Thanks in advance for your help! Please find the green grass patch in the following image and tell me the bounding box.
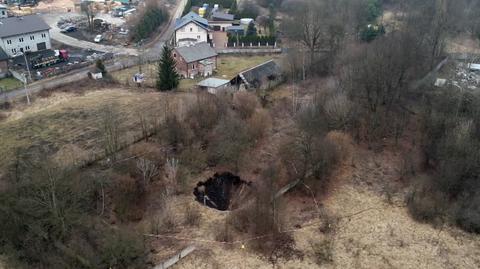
[0,77,23,92]
[112,55,278,91]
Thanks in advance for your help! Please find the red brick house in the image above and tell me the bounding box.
[173,42,218,79]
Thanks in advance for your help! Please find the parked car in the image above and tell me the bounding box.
[61,26,77,33]
[94,35,103,43]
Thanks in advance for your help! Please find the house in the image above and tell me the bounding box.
[209,12,236,32]
[0,4,8,19]
[197,77,231,94]
[211,12,235,21]
[174,11,211,47]
[0,15,51,57]
[173,42,218,79]
[0,47,9,78]
[231,60,282,91]
[226,25,245,36]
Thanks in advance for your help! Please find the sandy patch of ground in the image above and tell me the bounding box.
[446,34,480,54]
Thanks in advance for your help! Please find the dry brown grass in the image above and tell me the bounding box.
[0,88,195,172]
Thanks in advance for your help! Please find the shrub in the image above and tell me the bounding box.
[184,204,202,227]
[99,228,147,269]
[247,109,272,142]
[207,115,252,170]
[233,91,259,119]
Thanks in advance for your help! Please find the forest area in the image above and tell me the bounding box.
[0,0,480,268]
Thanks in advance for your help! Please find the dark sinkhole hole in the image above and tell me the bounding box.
[194,172,251,211]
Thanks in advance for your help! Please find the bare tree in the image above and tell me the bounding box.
[81,1,97,32]
[136,157,159,187]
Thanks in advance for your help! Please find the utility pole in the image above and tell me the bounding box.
[23,51,32,82]
[23,74,30,105]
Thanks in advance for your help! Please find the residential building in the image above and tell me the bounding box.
[209,12,236,32]
[0,15,51,57]
[173,42,218,78]
[174,11,211,47]
[211,12,234,22]
[0,47,9,78]
[0,4,8,19]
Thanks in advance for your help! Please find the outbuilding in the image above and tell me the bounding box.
[197,77,231,94]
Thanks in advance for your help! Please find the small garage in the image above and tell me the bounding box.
[197,78,231,94]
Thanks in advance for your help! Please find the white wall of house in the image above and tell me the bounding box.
[0,8,7,19]
[209,21,234,32]
[0,30,51,57]
[175,22,208,46]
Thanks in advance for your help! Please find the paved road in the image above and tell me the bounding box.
[6,0,188,100]
[42,13,139,56]
[42,0,187,58]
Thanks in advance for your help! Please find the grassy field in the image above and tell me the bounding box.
[0,88,194,173]
[0,77,23,92]
[111,55,279,91]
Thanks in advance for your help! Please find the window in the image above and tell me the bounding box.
[1,11,5,15]
[41,33,46,38]
[30,36,34,40]
[192,64,195,70]
[19,37,24,42]
[190,27,193,32]
[6,40,11,45]
[25,45,30,50]
[11,48,16,53]
[197,35,200,40]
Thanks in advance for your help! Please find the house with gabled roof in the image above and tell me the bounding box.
[0,15,51,57]
[231,60,283,91]
[174,11,211,47]
[173,42,218,79]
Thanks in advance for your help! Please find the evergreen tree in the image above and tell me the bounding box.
[96,59,106,75]
[230,0,238,16]
[246,21,257,37]
[156,46,179,91]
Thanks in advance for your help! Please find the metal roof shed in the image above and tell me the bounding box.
[197,77,231,94]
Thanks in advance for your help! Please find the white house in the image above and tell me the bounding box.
[174,12,211,47]
[0,15,51,57]
[0,4,8,19]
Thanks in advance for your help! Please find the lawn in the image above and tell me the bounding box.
[111,55,279,91]
[0,88,195,172]
[0,77,23,92]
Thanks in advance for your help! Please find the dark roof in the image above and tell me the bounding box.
[226,25,244,32]
[175,42,217,63]
[0,47,8,61]
[211,12,234,21]
[238,60,282,88]
[175,11,209,31]
[0,15,50,38]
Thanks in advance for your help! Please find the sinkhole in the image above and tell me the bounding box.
[193,172,251,211]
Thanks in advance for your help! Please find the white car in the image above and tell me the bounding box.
[94,35,103,43]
